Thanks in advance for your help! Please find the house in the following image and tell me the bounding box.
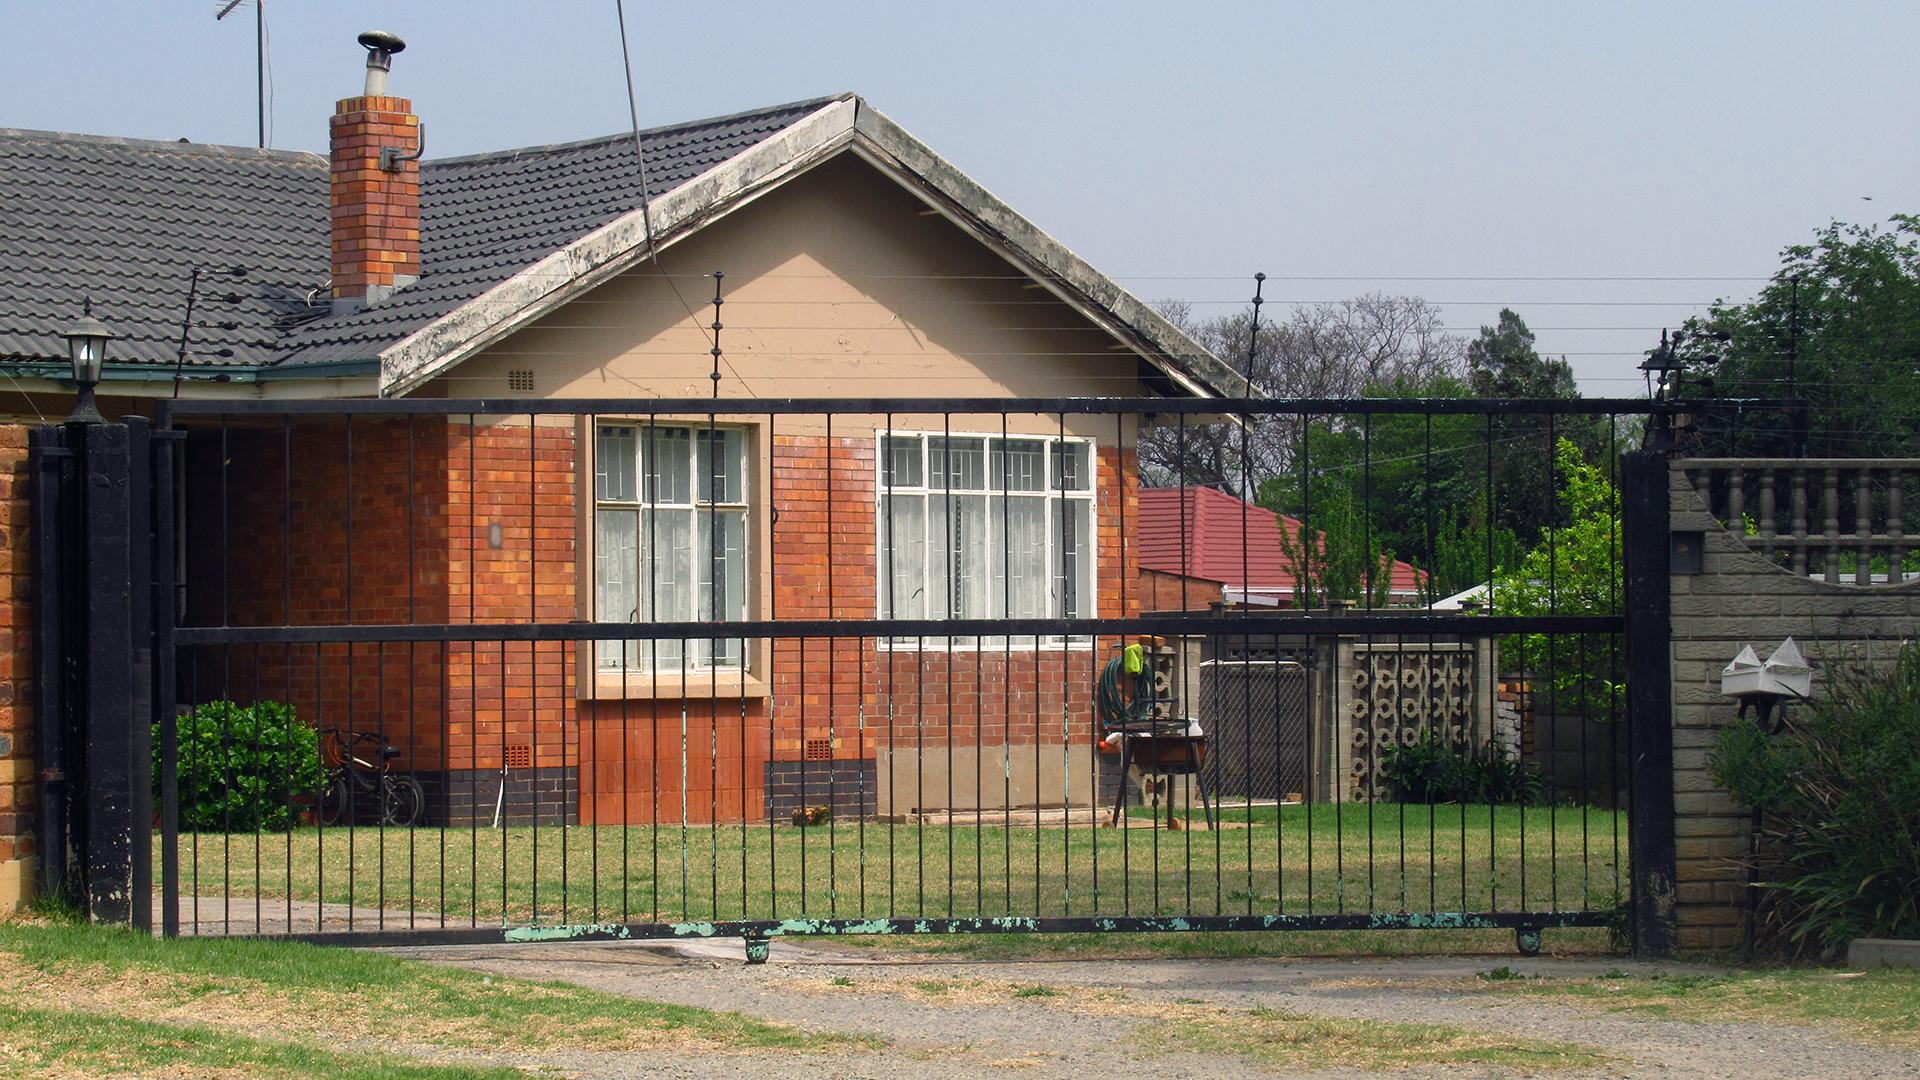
[0,33,1243,842]
[1135,485,1425,610]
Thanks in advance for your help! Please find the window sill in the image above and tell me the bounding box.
[580,671,769,701]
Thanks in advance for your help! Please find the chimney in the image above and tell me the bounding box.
[330,30,421,311]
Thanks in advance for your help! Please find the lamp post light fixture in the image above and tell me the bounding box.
[58,299,113,424]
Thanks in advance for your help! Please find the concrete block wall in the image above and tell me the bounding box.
[1667,461,1920,951]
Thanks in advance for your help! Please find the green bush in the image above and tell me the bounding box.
[1710,645,1920,953]
[153,701,327,832]
[1382,731,1547,806]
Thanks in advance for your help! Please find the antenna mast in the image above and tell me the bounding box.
[215,0,266,148]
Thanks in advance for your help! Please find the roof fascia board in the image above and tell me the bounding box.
[846,104,1236,400]
[377,98,861,397]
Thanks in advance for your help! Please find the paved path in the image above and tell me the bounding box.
[379,939,1920,1079]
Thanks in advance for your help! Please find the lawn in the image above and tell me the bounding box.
[0,917,872,1079]
[1478,966,1920,1048]
[159,801,1625,933]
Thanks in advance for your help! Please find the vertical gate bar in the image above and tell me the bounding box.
[81,421,136,926]
[1608,415,1622,908]
[343,416,355,933]
[28,427,71,911]
[310,644,319,931]
[467,413,478,928]
[1484,411,1496,913]
[529,415,539,925]
[127,418,154,935]
[1361,411,1375,915]
[1546,411,1558,913]
[1236,402,1249,916]
[152,423,180,937]
[441,638,450,927]
[282,417,295,934]
[826,413,836,918]
[377,639,386,928]
[877,417,896,919]
[1621,447,1677,958]
[1058,411,1072,918]
[646,417,659,924]
[406,414,417,929]
[1298,411,1312,916]
[218,417,233,930]
[1424,413,1437,914]
[1006,407,1021,910]
[941,413,956,920]
[768,413,778,920]
[252,644,262,932]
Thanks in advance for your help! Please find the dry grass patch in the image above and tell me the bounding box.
[1138,1004,1607,1071]
[795,974,1125,1008]
[1476,968,1920,1048]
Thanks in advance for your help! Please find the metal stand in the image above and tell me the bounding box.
[1108,735,1215,829]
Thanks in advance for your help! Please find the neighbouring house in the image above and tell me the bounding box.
[0,33,1244,855]
[1135,485,1425,611]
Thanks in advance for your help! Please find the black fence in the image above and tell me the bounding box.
[34,395,1689,957]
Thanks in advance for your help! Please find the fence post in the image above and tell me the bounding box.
[28,426,72,904]
[1621,448,1677,958]
[125,417,153,933]
[80,421,136,925]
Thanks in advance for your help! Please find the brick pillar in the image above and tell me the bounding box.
[330,94,420,308]
[0,424,34,911]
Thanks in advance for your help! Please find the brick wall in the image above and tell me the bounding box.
[1667,461,1920,951]
[0,424,32,910]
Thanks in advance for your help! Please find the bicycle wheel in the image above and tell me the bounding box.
[318,774,351,827]
[381,775,426,827]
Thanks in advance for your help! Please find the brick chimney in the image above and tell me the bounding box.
[330,31,420,311]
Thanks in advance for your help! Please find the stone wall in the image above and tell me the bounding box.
[1667,461,1920,951]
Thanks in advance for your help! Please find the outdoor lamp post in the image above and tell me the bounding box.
[59,299,113,424]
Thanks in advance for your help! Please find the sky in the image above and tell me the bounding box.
[5,1,1916,394]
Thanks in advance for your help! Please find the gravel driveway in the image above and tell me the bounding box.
[380,938,1920,1079]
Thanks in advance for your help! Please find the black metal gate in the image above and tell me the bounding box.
[35,396,1682,958]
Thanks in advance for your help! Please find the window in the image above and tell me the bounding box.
[877,433,1094,647]
[594,423,747,671]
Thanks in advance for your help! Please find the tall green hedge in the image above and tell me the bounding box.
[152,701,327,833]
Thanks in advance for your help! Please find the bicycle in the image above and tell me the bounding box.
[317,727,426,827]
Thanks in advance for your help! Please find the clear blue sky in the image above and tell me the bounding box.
[6,1,1915,391]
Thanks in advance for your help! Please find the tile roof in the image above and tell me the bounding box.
[1136,485,1426,599]
[274,95,841,368]
[0,96,840,372]
[0,130,328,367]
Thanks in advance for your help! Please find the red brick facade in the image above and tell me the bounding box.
[0,425,33,907]
[330,94,421,301]
[186,420,1141,826]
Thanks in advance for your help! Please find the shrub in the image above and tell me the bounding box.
[153,701,327,832]
[1381,731,1547,806]
[1710,645,1920,953]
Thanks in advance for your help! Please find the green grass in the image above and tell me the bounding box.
[1139,1003,1607,1071]
[1484,967,1920,1047]
[160,802,1627,930]
[0,1001,523,1079]
[0,919,874,1077]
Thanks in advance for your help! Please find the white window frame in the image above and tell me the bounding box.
[874,430,1097,651]
[592,421,751,674]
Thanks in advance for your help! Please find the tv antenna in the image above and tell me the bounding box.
[215,0,267,148]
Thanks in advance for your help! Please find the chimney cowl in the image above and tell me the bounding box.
[358,30,406,96]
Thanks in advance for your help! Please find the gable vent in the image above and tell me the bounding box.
[507,369,534,392]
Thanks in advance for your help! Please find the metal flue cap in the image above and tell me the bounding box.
[358,30,406,59]
[358,31,406,95]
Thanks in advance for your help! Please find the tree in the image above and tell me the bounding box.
[1272,486,1395,608]
[1138,295,1467,490]
[1490,438,1622,721]
[1676,215,1920,459]
[1464,309,1593,545]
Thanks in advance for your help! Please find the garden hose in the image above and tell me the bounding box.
[1097,643,1156,732]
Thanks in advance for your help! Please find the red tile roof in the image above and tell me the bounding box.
[1135,485,1425,600]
